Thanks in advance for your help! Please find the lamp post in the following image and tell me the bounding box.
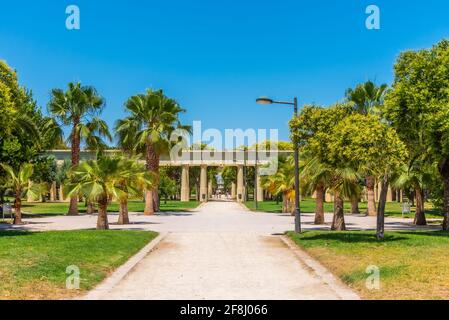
[254,143,259,210]
[256,96,301,233]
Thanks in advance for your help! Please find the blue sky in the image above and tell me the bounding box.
[1,0,449,146]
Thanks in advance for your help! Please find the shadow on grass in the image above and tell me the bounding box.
[0,230,33,237]
[394,230,449,238]
[293,231,407,243]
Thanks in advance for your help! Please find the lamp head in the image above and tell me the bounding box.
[256,97,274,105]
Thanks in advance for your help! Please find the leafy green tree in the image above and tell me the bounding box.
[290,103,356,229]
[55,160,71,200]
[0,62,56,168]
[31,156,57,202]
[48,82,111,215]
[221,167,236,194]
[0,61,61,203]
[252,140,293,151]
[163,166,182,198]
[328,114,407,237]
[116,89,189,215]
[291,104,405,234]
[384,39,449,230]
[158,172,177,204]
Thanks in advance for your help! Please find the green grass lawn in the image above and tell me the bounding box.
[288,230,449,300]
[0,230,158,300]
[5,200,199,217]
[245,199,443,219]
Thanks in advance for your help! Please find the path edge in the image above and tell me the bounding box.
[82,232,168,300]
[280,235,361,300]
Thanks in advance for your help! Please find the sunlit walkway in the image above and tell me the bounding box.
[85,201,356,300]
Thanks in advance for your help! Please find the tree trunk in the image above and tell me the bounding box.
[153,189,160,212]
[86,201,95,215]
[144,142,160,215]
[282,192,288,213]
[97,197,109,230]
[314,183,325,224]
[118,199,129,225]
[350,195,360,214]
[144,190,155,215]
[366,176,377,216]
[0,189,5,204]
[13,189,23,225]
[376,175,389,240]
[331,193,346,231]
[414,186,427,226]
[68,122,80,216]
[289,198,295,216]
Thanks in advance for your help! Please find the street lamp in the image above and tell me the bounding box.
[257,96,301,233]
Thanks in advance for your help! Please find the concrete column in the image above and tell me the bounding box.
[208,180,213,199]
[231,182,236,199]
[237,165,244,202]
[375,181,382,202]
[180,165,190,202]
[325,190,333,203]
[200,165,208,202]
[387,187,393,202]
[256,172,264,202]
[59,185,70,203]
[27,181,36,203]
[50,181,57,202]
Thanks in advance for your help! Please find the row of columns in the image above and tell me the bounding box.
[27,164,263,204]
[179,165,264,203]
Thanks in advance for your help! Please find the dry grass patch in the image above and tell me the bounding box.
[288,231,449,300]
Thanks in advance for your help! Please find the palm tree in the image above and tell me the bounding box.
[345,81,388,116]
[0,163,37,225]
[301,155,332,224]
[65,157,152,229]
[262,157,295,214]
[48,82,111,216]
[116,157,155,225]
[391,163,432,225]
[115,89,189,215]
[328,166,360,231]
[346,81,388,216]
